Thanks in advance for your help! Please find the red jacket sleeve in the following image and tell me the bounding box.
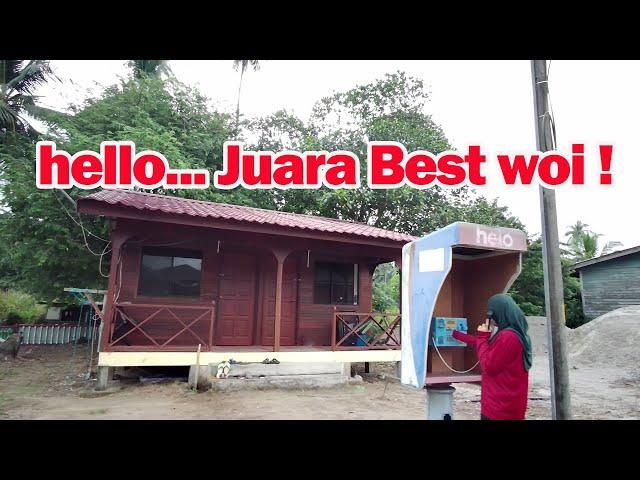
[476,330,522,375]
[452,330,480,346]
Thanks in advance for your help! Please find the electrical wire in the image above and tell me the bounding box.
[53,192,112,259]
[126,237,189,247]
[432,341,480,374]
[77,216,109,256]
[546,60,558,150]
[53,191,110,243]
[113,243,126,304]
[98,241,112,278]
[52,191,115,284]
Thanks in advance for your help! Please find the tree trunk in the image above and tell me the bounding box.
[235,65,246,132]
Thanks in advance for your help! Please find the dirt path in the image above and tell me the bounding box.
[1,345,637,420]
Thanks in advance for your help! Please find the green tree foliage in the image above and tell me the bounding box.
[250,72,524,236]
[562,256,586,328]
[0,132,109,301]
[0,60,56,136]
[127,60,173,79]
[564,220,623,262]
[249,73,531,312]
[0,77,243,300]
[509,237,586,328]
[0,290,46,325]
[509,238,545,316]
[372,262,400,312]
[0,68,585,327]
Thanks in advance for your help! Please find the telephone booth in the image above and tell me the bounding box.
[400,222,527,397]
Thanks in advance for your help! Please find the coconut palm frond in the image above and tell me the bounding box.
[0,60,56,134]
[0,100,18,128]
[24,103,71,122]
[601,240,624,256]
[129,60,173,79]
[233,60,260,72]
[232,60,261,131]
[0,60,23,86]
[565,220,589,239]
[5,60,55,95]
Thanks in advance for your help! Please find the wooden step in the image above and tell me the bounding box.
[210,361,345,378]
[209,373,360,391]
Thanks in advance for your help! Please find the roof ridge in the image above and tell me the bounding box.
[81,189,416,242]
[572,244,640,269]
[89,189,390,231]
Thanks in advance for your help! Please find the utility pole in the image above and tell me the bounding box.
[530,60,572,419]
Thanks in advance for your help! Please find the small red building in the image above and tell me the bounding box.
[78,190,412,385]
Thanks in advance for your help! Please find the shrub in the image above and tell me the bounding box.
[0,290,47,325]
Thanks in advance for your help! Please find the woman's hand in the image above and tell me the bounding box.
[477,319,491,333]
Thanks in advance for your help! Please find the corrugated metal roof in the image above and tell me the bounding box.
[79,189,416,243]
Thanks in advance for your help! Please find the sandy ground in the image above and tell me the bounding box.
[527,311,640,419]
[1,312,638,420]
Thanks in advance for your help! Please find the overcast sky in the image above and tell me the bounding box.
[35,60,640,249]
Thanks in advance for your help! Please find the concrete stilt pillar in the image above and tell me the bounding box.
[425,385,456,420]
[189,364,212,390]
[341,362,352,377]
[97,366,114,390]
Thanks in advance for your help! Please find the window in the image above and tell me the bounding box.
[314,262,358,305]
[138,247,202,297]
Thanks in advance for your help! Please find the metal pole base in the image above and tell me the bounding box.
[425,385,456,420]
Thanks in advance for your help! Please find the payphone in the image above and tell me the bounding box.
[432,317,468,347]
[400,222,527,419]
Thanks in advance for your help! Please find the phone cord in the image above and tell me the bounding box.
[432,342,480,374]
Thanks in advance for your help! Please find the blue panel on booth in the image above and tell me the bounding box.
[431,317,467,347]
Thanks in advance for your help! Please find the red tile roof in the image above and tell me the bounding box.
[79,190,415,243]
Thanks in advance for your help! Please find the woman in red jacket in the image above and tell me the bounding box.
[452,294,532,420]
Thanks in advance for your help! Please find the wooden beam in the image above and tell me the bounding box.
[271,248,291,352]
[98,349,402,367]
[331,307,337,351]
[101,232,125,352]
[112,217,404,261]
[83,292,104,321]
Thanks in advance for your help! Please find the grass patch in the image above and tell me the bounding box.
[0,393,13,416]
[88,408,108,415]
[0,369,18,381]
[0,290,47,325]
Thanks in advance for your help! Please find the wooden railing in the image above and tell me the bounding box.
[107,302,215,352]
[331,308,401,351]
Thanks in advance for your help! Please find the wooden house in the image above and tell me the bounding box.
[77,190,413,386]
[572,245,640,319]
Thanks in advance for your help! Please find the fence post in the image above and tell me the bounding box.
[331,306,337,352]
[208,302,215,351]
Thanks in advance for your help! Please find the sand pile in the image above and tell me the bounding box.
[527,308,640,370]
[526,316,555,356]
[567,306,640,369]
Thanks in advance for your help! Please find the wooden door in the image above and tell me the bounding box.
[261,256,298,346]
[216,252,257,346]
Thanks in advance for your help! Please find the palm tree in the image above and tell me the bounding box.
[565,221,589,246]
[128,60,173,79]
[567,228,623,262]
[601,239,624,256]
[577,232,600,261]
[233,60,260,129]
[0,60,55,135]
